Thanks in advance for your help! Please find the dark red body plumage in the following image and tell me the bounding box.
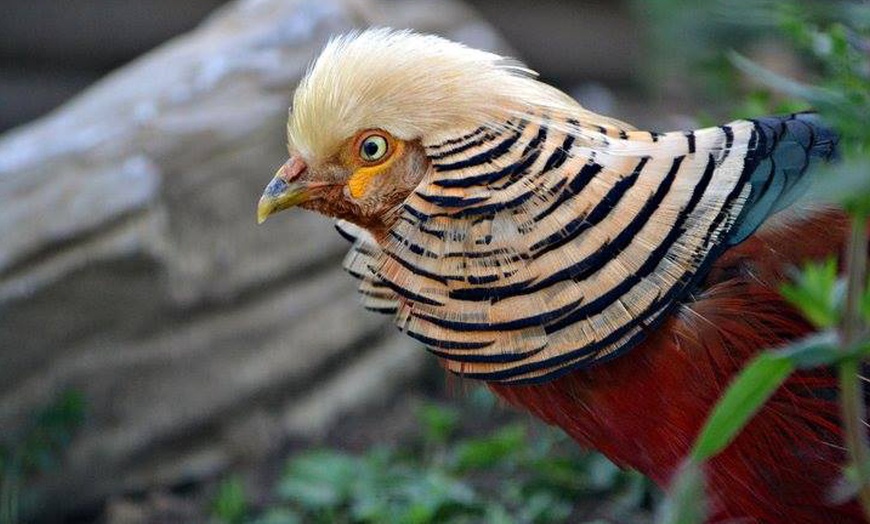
[490,210,865,523]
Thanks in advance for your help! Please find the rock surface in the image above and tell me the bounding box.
[0,0,510,518]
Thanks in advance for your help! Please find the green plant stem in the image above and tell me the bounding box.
[840,214,870,519]
[844,216,868,351]
[840,358,870,517]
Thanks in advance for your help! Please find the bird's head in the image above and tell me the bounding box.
[257,28,584,236]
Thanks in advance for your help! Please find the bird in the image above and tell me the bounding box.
[256,29,860,522]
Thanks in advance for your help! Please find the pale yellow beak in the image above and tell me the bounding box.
[257,157,308,224]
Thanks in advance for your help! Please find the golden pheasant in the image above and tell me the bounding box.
[257,29,859,522]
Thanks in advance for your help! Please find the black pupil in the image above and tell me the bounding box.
[363,139,381,158]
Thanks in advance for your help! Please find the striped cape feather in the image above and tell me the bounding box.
[337,112,836,384]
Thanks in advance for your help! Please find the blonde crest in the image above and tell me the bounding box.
[287,28,615,160]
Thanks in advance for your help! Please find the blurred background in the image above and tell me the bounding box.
[0,0,851,522]
[3,0,764,134]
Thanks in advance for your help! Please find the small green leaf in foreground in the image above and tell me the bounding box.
[780,258,841,329]
[691,353,795,461]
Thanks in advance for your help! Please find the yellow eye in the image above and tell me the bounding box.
[359,134,389,162]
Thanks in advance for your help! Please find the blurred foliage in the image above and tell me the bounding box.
[212,388,653,524]
[638,0,784,101]
[213,476,251,524]
[636,0,868,108]
[0,390,86,524]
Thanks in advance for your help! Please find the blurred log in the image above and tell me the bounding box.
[0,0,510,519]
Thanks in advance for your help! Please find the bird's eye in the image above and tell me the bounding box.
[359,135,389,162]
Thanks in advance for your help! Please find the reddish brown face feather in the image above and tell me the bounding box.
[260,138,428,240]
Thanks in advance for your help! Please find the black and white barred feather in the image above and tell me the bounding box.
[338,112,836,384]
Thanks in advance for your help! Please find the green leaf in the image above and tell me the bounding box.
[481,503,514,524]
[249,508,303,524]
[657,460,706,524]
[516,490,572,523]
[418,403,460,445]
[691,352,795,461]
[528,456,591,495]
[777,331,840,369]
[211,476,249,524]
[830,457,870,506]
[829,464,862,506]
[453,425,526,471]
[278,450,361,509]
[729,51,847,109]
[863,283,870,323]
[780,258,841,329]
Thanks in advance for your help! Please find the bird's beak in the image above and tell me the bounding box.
[257,156,309,224]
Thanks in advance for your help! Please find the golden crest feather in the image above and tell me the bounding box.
[287,28,630,161]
